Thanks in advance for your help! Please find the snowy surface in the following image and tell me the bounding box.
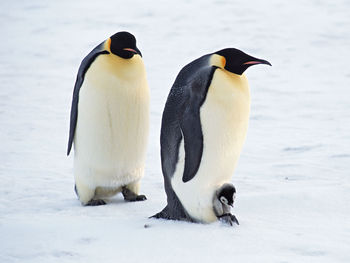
[1,0,350,262]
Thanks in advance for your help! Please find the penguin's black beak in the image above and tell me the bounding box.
[123,47,142,57]
[243,59,271,66]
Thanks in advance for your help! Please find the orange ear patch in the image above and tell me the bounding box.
[221,56,226,68]
[105,38,111,51]
[210,54,226,69]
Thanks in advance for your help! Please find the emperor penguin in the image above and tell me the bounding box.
[153,48,271,225]
[67,31,149,206]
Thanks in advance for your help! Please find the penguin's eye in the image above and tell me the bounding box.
[220,196,228,204]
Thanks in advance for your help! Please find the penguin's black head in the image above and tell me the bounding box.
[217,184,236,207]
[215,48,271,75]
[109,31,142,59]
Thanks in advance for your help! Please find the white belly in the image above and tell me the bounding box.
[171,69,250,223]
[74,55,149,188]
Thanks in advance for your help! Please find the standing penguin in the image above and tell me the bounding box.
[153,48,271,224]
[67,32,149,206]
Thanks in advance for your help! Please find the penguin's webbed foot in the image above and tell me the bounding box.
[135,195,147,201]
[85,199,106,206]
[122,187,147,202]
[218,213,239,226]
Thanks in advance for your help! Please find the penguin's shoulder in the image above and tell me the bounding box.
[77,41,110,82]
[173,53,228,101]
[174,55,214,89]
[67,41,109,155]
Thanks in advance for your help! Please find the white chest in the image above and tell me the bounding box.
[74,55,149,186]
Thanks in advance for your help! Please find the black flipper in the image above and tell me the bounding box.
[180,66,216,182]
[67,42,109,155]
[155,54,218,221]
[160,54,217,183]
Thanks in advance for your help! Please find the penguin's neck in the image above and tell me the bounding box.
[209,54,250,94]
[94,54,146,81]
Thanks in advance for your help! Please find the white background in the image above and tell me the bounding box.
[1,0,349,262]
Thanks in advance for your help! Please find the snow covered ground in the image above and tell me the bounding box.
[1,0,350,262]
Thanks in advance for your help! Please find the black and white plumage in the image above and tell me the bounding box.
[153,48,271,224]
[67,32,149,206]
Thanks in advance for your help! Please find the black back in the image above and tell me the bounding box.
[153,53,218,221]
[67,42,109,155]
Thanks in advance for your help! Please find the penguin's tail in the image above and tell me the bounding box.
[150,206,171,220]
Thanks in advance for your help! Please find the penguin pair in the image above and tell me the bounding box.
[68,32,271,226]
